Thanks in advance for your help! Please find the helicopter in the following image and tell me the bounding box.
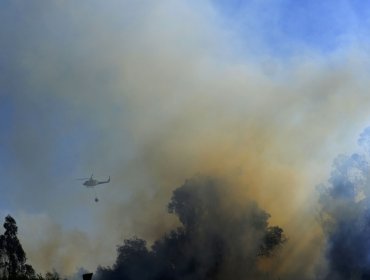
[78,174,110,187]
[77,174,110,202]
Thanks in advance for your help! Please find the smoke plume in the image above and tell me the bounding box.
[319,127,370,279]
[1,1,370,277]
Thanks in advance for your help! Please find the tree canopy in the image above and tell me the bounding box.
[97,177,286,280]
[0,215,62,280]
[0,215,35,279]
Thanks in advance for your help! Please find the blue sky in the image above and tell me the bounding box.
[2,0,370,277]
[213,0,370,55]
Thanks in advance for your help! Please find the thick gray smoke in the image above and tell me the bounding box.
[2,1,370,277]
[319,127,370,279]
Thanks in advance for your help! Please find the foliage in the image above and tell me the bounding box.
[0,215,35,280]
[97,176,286,280]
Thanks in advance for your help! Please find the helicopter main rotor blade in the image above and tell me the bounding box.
[76,178,90,180]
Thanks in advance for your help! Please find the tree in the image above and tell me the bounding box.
[43,271,62,280]
[0,215,35,280]
[98,237,155,280]
[97,176,286,280]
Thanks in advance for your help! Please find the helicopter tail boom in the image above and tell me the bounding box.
[98,176,110,185]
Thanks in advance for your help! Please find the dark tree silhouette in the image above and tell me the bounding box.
[259,226,285,257]
[0,215,35,280]
[0,215,66,280]
[97,176,286,280]
[98,237,155,280]
[42,271,63,280]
